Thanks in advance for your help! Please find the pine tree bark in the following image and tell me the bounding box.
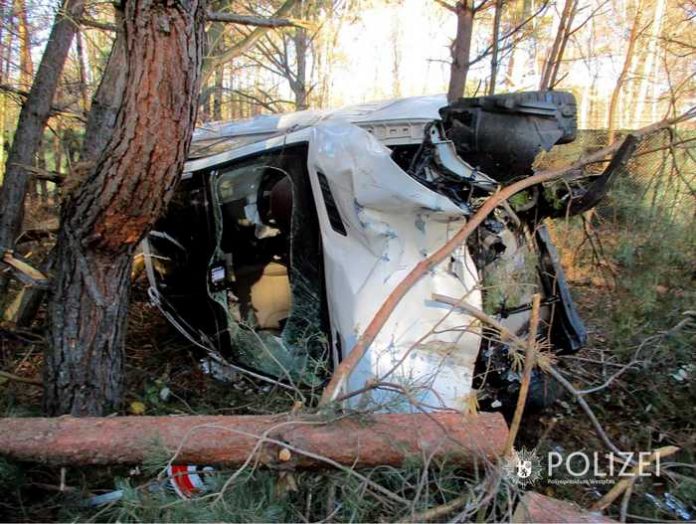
[0,0,85,298]
[44,0,206,416]
[0,412,509,468]
[81,19,126,164]
[447,0,474,103]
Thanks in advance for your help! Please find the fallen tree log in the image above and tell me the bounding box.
[0,411,507,468]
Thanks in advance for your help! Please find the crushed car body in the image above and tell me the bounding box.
[145,91,604,412]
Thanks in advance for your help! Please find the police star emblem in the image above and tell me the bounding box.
[502,447,543,487]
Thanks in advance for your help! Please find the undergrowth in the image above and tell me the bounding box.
[537,130,696,520]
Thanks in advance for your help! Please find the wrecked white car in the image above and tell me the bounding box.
[145,91,594,413]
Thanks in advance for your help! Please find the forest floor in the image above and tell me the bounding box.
[0,134,694,522]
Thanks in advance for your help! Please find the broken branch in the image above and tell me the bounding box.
[514,492,617,523]
[504,293,541,455]
[544,364,631,459]
[591,446,680,512]
[431,294,631,459]
[0,370,42,386]
[1,252,50,288]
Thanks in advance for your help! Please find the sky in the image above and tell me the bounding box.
[328,0,455,107]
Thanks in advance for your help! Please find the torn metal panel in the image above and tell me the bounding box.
[187,95,449,165]
[440,91,577,181]
[307,122,482,410]
[540,135,640,218]
[536,225,587,353]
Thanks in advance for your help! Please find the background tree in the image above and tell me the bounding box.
[487,0,504,94]
[442,0,488,102]
[606,0,643,142]
[441,0,548,101]
[0,0,84,299]
[240,0,340,111]
[539,0,578,89]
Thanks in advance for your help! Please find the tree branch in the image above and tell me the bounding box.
[77,17,118,32]
[206,11,308,28]
[0,370,42,387]
[78,10,308,31]
[434,0,457,13]
[201,0,298,85]
[0,84,85,121]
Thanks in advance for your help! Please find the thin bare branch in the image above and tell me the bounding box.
[207,11,309,28]
[0,370,42,386]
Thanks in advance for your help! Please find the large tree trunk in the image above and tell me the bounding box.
[0,0,85,298]
[447,0,474,103]
[44,0,206,416]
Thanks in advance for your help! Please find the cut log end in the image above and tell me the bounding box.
[513,492,617,523]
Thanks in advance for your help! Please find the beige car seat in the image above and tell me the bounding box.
[250,261,292,330]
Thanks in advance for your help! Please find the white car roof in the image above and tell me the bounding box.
[187,94,447,170]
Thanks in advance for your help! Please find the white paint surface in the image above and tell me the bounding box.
[307,122,482,411]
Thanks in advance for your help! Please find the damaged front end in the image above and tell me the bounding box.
[145,91,625,413]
